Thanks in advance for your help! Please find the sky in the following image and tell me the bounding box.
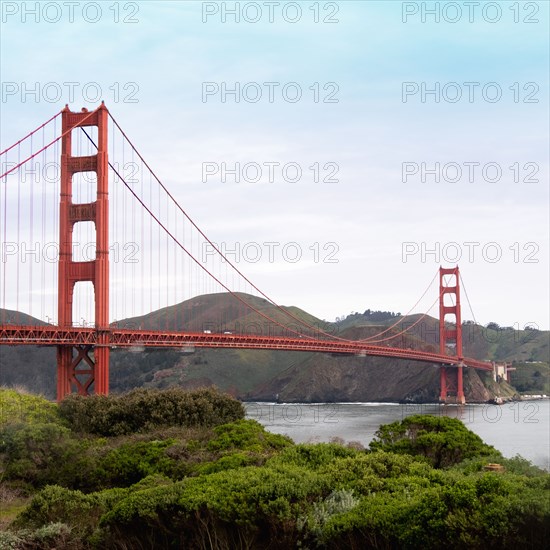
[0,0,549,330]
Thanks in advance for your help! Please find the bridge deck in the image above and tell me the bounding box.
[0,325,493,371]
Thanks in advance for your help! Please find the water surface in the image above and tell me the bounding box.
[245,400,550,470]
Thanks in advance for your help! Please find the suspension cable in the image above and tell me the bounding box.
[356,269,439,342]
[365,290,443,344]
[107,112,440,344]
[81,127,321,341]
[0,110,96,180]
[106,113,346,339]
[0,111,61,157]
[460,272,478,325]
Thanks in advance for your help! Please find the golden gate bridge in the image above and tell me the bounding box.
[0,103,500,403]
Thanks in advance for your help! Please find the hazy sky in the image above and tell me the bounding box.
[1,0,548,329]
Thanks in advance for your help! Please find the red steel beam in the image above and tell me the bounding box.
[57,104,110,399]
[0,325,494,371]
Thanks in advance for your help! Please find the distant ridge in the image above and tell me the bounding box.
[0,293,547,401]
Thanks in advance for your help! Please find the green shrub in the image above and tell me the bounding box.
[207,419,292,453]
[196,452,259,474]
[98,463,331,548]
[14,485,101,534]
[93,439,178,487]
[14,446,550,550]
[0,531,21,550]
[59,387,244,436]
[501,454,548,477]
[369,414,499,468]
[0,422,89,487]
[318,450,434,494]
[127,473,173,491]
[317,470,550,549]
[5,393,548,550]
[14,485,131,544]
[8,522,81,549]
[0,388,62,428]
[1,418,288,492]
[268,442,358,471]
[298,488,360,539]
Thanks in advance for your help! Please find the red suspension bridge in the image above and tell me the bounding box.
[0,104,501,403]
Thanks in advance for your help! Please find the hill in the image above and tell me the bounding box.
[0,294,548,402]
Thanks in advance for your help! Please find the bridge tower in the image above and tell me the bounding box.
[57,104,110,401]
[439,266,465,404]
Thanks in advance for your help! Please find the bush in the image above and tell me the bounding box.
[5,393,548,550]
[5,522,81,549]
[313,467,550,549]
[1,424,187,491]
[207,419,292,453]
[196,452,258,474]
[317,450,433,494]
[98,463,331,548]
[1,418,291,492]
[369,414,499,468]
[0,423,89,487]
[12,437,550,550]
[14,485,102,535]
[0,388,62,428]
[92,439,178,487]
[59,387,244,436]
[298,488,360,539]
[0,531,21,550]
[14,485,131,544]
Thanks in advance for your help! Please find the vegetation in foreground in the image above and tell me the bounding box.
[0,387,548,549]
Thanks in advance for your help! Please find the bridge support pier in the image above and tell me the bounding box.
[57,344,109,397]
[439,364,465,405]
[439,267,466,404]
[56,104,110,402]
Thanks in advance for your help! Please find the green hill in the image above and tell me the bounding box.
[0,294,548,402]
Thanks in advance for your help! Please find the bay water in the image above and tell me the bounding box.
[245,399,550,470]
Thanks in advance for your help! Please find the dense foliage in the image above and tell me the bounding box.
[1,388,548,549]
[369,414,497,467]
[58,386,244,436]
[511,362,550,394]
[0,388,61,428]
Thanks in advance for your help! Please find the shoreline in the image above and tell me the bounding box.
[242,396,550,406]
